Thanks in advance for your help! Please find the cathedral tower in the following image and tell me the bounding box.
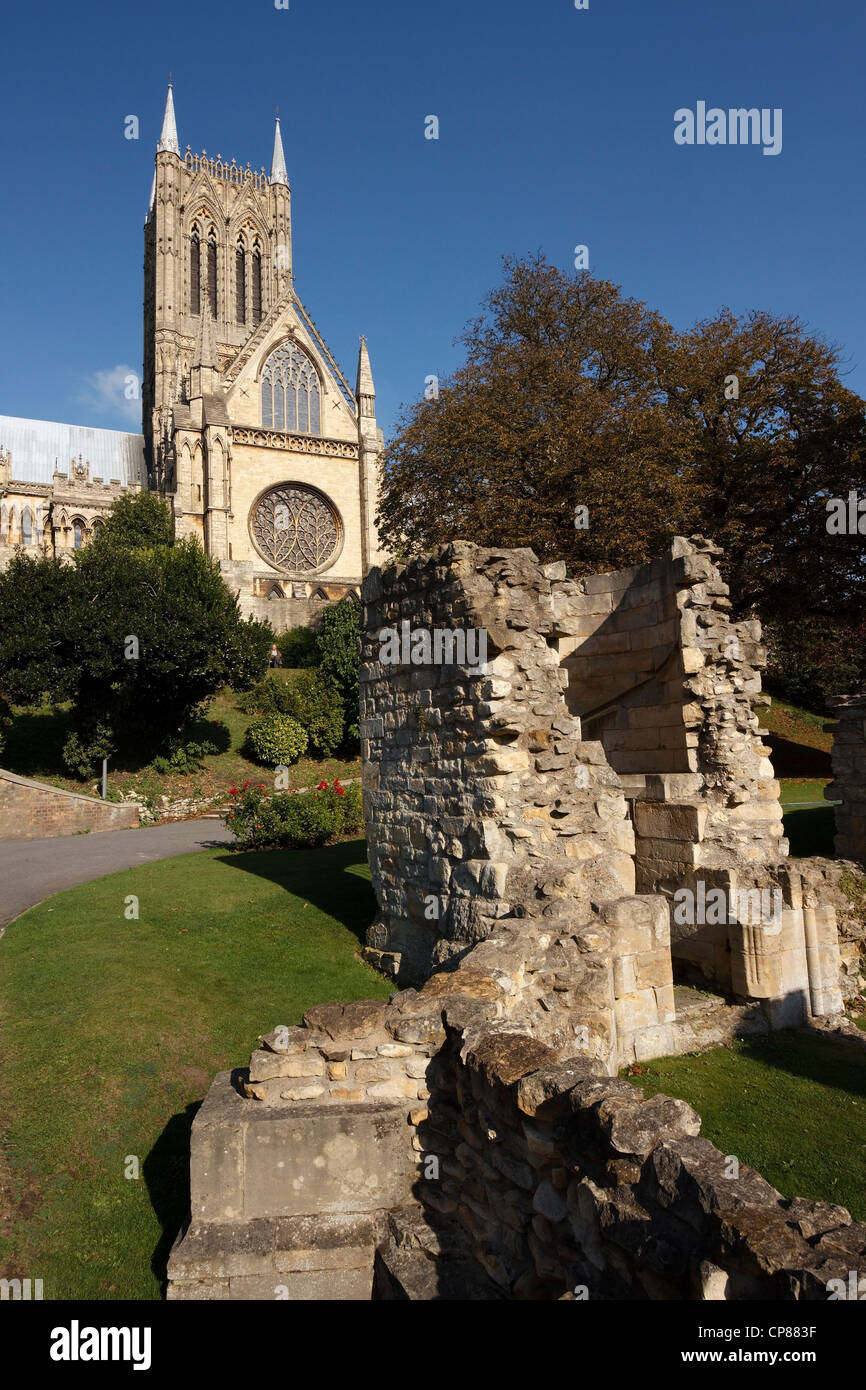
[143,85,384,626]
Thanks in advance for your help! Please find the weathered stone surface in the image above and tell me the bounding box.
[466,1033,558,1088]
[596,1094,701,1159]
[515,1061,602,1117]
[302,999,388,1041]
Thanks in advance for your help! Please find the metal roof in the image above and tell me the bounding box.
[0,415,146,486]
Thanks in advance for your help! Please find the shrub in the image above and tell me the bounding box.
[316,598,362,751]
[151,737,220,775]
[224,779,363,849]
[245,713,308,767]
[279,670,344,757]
[238,670,345,756]
[277,625,320,669]
[62,722,115,779]
[237,673,289,716]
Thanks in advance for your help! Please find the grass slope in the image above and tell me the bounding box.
[628,1032,866,1220]
[4,681,360,806]
[0,839,389,1301]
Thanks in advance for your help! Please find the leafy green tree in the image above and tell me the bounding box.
[0,538,272,774]
[276,625,320,668]
[96,491,175,549]
[0,552,78,706]
[316,598,362,749]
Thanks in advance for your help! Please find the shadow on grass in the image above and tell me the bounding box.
[144,1100,202,1297]
[215,836,376,949]
[767,734,833,778]
[736,1028,866,1102]
[783,804,836,857]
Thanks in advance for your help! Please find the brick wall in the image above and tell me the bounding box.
[0,769,139,839]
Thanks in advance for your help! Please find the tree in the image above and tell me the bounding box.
[656,308,866,622]
[0,552,78,706]
[378,255,696,573]
[0,537,273,773]
[316,597,362,749]
[378,255,866,701]
[96,491,175,549]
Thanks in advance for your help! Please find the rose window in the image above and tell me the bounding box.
[250,484,341,572]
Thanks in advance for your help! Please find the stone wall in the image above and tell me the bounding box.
[167,535,854,1302]
[359,539,842,1034]
[826,697,866,864]
[168,972,866,1301]
[0,769,139,839]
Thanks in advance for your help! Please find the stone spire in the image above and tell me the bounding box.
[356,336,375,417]
[157,83,180,155]
[270,116,289,187]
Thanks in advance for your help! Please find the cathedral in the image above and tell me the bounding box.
[0,85,385,628]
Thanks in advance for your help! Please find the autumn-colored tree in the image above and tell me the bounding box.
[378,255,866,701]
[379,255,697,573]
[656,307,866,621]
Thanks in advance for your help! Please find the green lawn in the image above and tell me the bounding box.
[779,778,833,806]
[628,1032,866,1220]
[0,839,390,1300]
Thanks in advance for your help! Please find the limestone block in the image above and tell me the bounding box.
[614,988,662,1034]
[633,801,708,842]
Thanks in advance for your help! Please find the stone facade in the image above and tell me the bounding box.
[825,696,866,864]
[143,86,384,630]
[0,429,144,571]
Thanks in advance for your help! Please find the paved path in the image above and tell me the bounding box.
[0,818,233,931]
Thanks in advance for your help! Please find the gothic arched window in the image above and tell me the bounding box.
[73,519,85,550]
[190,226,201,316]
[261,343,321,434]
[252,246,262,326]
[235,240,246,325]
[207,231,218,318]
[21,508,32,546]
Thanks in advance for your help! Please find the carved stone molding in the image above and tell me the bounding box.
[233,428,358,459]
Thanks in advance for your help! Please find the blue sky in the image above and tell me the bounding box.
[1,0,864,438]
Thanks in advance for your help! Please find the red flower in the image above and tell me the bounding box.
[335,787,345,796]
[241,781,250,791]
[316,781,328,790]
[229,787,238,796]
[258,783,266,789]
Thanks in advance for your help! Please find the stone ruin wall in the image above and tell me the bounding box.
[360,538,842,1038]
[826,697,866,865]
[167,535,856,1302]
[168,987,866,1301]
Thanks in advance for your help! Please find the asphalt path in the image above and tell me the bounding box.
[0,818,233,932]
